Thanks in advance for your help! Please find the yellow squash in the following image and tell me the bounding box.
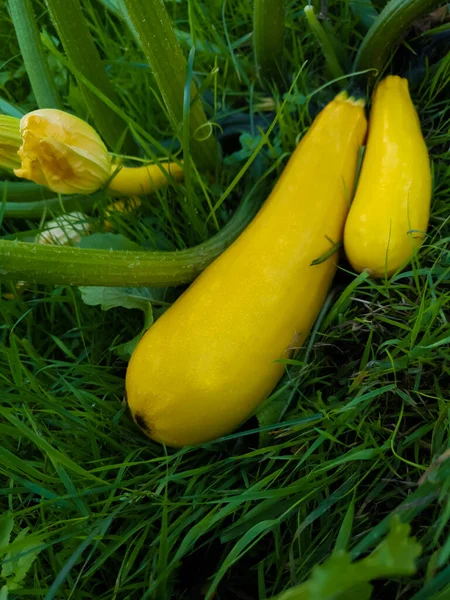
[344,75,431,278]
[126,93,367,447]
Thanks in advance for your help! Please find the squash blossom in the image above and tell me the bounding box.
[5,109,184,195]
[0,115,22,171]
[36,211,91,245]
[14,109,112,194]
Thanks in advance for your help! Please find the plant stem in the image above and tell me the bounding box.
[2,195,97,219]
[304,5,347,85]
[253,0,286,85]
[44,0,136,154]
[0,181,56,203]
[321,20,351,72]
[353,0,446,78]
[121,0,219,171]
[8,0,63,110]
[0,190,261,287]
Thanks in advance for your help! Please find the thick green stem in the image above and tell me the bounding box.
[8,0,63,109]
[253,0,286,84]
[0,191,261,287]
[304,6,347,85]
[121,0,219,171]
[353,0,446,77]
[2,195,96,219]
[0,181,58,202]
[45,0,136,153]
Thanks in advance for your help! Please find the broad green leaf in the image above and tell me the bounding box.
[79,286,157,314]
[78,233,142,251]
[363,520,422,578]
[79,284,169,358]
[270,518,421,600]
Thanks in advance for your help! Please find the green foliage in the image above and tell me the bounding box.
[8,0,63,109]
[272,520,421,599]
[0,513,41,597]
[1,0,450,598]
[79,281,168,357]
[253,0,286,85]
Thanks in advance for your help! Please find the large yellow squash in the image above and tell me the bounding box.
[344,75,431,278]
[126,93,367,447]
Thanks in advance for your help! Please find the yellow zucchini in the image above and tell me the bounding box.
[126,93,367,447]
[344,75,431,278]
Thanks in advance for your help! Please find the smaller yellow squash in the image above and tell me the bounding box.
[344,75,432,278]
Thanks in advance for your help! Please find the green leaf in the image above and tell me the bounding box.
[77,233,143,251]
[339,582,373,600]
[254,383,293,446]
[1,528,41,586]
[79,285,167,359]
[270,518,421,600]
[363,519,422,578]
[112,331,144,359]
[79,286,158,314]
[0,585,8,600]
[6,530,41,589]
[0,514,13,551]
[224,133,263,165]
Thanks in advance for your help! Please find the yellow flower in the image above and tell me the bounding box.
[0,115,22,171]
[14,109,112,194]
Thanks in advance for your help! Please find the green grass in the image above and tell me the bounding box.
[1,0,450,598]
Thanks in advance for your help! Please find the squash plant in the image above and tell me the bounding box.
[0,0,445,286]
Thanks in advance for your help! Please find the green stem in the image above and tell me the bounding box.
[322,20,351,72]
[0,189,262,287]
[2,195,97,219]
[253,0,286,84]
[44,0,136,154]
[353,0,446,77]
[0,181,57,202]
[121,0,219,171]
[8,0,63,109]
[304,5,347,85]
